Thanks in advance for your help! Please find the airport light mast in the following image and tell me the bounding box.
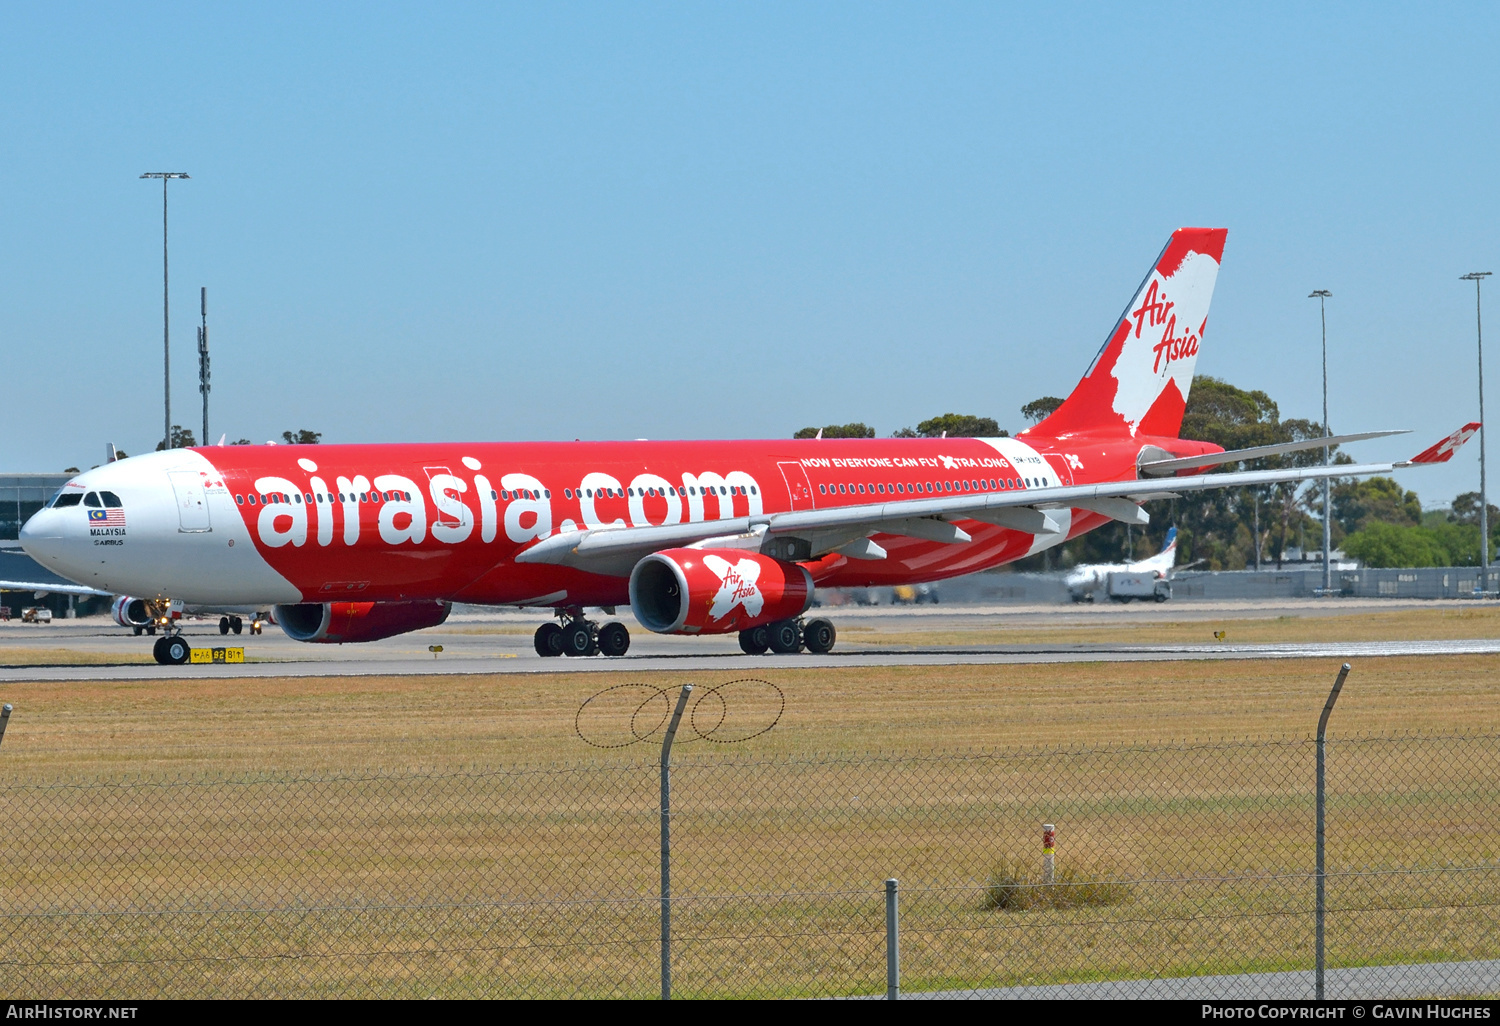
[1309,289,1333,596]
[140,172,190,451]
[197,287,210,447]
[1462,271,1493,585]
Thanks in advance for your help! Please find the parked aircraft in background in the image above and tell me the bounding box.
[16,228,1478,664]
[0,552,268,638]
[1064,526,1200,603]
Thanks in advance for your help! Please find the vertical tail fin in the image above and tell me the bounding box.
[1136,526,1179,574]
[1026,228,1227,440]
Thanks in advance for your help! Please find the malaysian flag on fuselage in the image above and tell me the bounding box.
[88,508,126,527]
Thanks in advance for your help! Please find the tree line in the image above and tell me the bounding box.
[792,377,1490,570]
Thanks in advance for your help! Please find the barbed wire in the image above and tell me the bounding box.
[574,679,784,749]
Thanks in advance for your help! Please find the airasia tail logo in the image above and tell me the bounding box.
[1131,279,1201,376]
[702,554,765,621]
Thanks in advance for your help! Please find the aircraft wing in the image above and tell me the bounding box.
[517,426,1472,577]
[0,579,112,597]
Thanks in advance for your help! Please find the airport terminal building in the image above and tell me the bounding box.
[0,473,69,541]
[0,473,110,619]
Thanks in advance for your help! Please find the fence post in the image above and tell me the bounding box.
[1042,823,1056,885]
[660,684,693,1001]
[1315,663,1350,1001]
[0,704,12,749]
[885,878,899,1000]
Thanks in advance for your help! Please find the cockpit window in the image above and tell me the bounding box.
[84,492,102,508]
[100,491,123,508]
[52,492,83,508]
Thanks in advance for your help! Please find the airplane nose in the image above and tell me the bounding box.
[19,508,65,562]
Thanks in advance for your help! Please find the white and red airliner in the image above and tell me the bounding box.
[18,228,1476,664]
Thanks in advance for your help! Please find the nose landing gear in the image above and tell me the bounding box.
[152,634,191,665]
[533,612,631,658]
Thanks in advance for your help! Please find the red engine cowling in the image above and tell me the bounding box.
[629,548,813,635]
[112,596,152,628]
[273,600,452,643]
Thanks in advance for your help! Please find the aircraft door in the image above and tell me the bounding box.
[423,466,463,528]
[167,471,212,533]
[777,461,815,511]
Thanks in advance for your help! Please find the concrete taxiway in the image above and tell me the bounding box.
[0,598,1495,681]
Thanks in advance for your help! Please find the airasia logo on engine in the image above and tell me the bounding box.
[703,554,764,621]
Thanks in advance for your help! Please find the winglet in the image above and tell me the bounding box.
[1407,423,1481,464]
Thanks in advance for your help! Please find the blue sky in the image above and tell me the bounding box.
[2,3,1497,506]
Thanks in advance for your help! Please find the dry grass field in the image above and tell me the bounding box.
[845,605,1500,647]
[1,617,1497,997]
[0,653,1496,775]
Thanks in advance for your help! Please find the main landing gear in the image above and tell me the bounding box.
[218,614,267,635]
[738,617,837,656]
[534,612,631,658]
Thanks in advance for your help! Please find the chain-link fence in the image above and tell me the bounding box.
[0,719,1496,996]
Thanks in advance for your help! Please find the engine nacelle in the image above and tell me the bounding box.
[629,548,813,635]
[273,600,452,643]
[111,596,153,628]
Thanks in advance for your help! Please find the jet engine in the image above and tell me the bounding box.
[111,596,153,628]
[629,548,813,635]
[273,600,452,643]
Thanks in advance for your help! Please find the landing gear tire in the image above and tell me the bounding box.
[598,622,630,657]
[739,625,770,655]
[165,633,192,666]
[231,616,243,634]
[165,635,191,665]
[154,635,191,665]
[767,619,803,654]
[562,621,595,657]
[147,625,157,636]
[133,625,143,636]
[534,622,564,657]
[803,617,836,654]
[219,617,231,635]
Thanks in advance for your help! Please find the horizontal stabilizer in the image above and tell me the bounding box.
[1406,423,1481,465]
[1138,430,1410,476]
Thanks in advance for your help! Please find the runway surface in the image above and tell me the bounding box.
[902,958,1500,1000]
[2,597,1497,681]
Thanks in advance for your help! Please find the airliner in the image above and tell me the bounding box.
[17,229,1475,664]
[1063,526,1194,602]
